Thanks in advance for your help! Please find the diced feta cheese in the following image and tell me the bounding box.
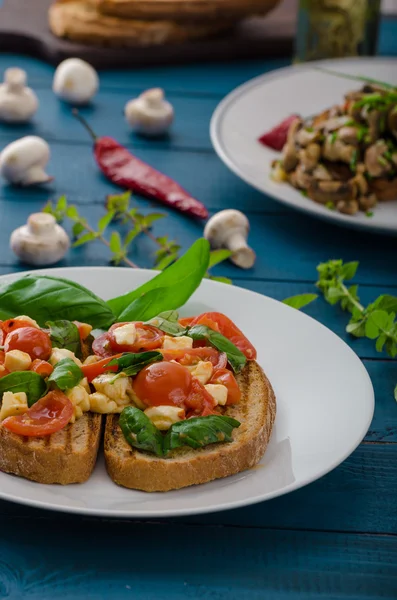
[204,384,228,406]
[113,323,137,346]
[83,355,99,366]
[162,335,193,350]
[190,361,213,385]
[66,384,91,423]
[0,391,28,421]
[89,392,119,414]
[92,372,133,407]
[144,405,185,431]
[4,349,32,372]
[50,348,82,367]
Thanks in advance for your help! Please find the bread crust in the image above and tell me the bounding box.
[96,0,280,22]
[104,360,276,492]
[0,413,102,485]
[49,0,232,46]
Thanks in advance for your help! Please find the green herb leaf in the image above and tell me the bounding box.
[107,351,162,377]
[98,211,115,233]
[0,275,115,329]
[119,406,164,457]
[106,191,131,215]
[208,275,233,285]
[66,205,79,219]
[108,239,210,319]
[208,249,233,268]
[163,415,240,454]
[0,372,47,407]
[109,231,122,254]
[45,320,81,357]
[72,221,86,237]
[341,262,359,281]
[48,358,83,391]
[282,294,318,310]
[123,227,140,249]
[146,311,187,336]
[187,325,246,373]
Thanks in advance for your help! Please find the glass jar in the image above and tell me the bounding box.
[294,0,381,62]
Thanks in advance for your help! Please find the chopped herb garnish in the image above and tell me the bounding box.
[357,127,368,143]
[301,189,308,197]
[379,115,386,132]
[366,211,374,218]
[325,201,335,210]
[377,155,389,167]
[305,127,314,132]
[330,131,338,144]
[350,149,358,173]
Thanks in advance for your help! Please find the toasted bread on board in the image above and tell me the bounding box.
[49,0,231,47]
[104,360,276,492]
[96,0,280,22]
[0,413,102,485]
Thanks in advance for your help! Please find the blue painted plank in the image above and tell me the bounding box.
[1,443,395,535]
[0,519,396,599]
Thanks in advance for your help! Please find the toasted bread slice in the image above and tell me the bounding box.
[96,0,280,22]
[49,0,231,47]
[105,360,276,492]
[0,413,102,485]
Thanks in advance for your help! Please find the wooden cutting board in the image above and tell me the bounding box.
[0,0,296,68]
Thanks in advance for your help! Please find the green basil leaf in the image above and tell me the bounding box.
[108,238,210,318]
[146,311,187,336]
[0,275,115,329]
[187,325,247,373]
[45,320,81,357]
[164,415,240,454]
[282,294,318,310]
[48,358,83,391]
[0,372,47,408]
[107,351,162,377]
[119,406,164,457]
[116,287,170,322]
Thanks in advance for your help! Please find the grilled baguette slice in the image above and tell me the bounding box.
[105,360,276,492]
[0,413,102,485]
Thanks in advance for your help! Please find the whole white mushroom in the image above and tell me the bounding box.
[10,213,70,266]
[53,58,99,105]
[0,136,52,186]
[0,67,38,123]
[125,88,174,136]
[204,209,256,270]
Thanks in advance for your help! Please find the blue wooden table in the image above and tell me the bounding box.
[1,17,397,600]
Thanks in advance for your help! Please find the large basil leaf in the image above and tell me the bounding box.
[108,239,210,319]
[145,311,187,336]
[163,415,240,453]
[107,351,162,377]
[119,406,164,457]
[0,275,115,329]
[48,358,83,391]
[187,325,247,373]
[117,287,169,322]
[46,320,81,357]
[0,372,47,407]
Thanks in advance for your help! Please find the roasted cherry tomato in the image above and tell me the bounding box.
[81,354,122,383]
[133,361,192,408]
[185,378,216,416]
[4,327,52,361]
[178,317,195,327]
[161,347,227,371]
[92,333,113,358]
[74,321,93,341]
[1,318,34,335]
[109,322,164,353]
[2,391,73,437]
[187,312,256,360]
[30,359,54,377]
[211,368,241,405]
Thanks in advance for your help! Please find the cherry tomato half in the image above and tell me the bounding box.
[161,347,227,371]
[92,333,113,358]
[81,354,122,383]
[30,359,54,377]
[187,312,256,360]
[74,321,93,341]
[1,318,34,334]
[4,327,52,361]
[184,378,216,416]
[109,322,164,353]
[133,361,192,408]
[211,368,241,405]
[2,391,73,437]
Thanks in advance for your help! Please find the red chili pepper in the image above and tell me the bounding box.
[73,111,208,220]
[258,114,300,151]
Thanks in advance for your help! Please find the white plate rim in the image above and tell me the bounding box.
[210,57,397,235]
[0,266,375,518]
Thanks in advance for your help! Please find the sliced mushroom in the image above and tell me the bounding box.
[387,106,397,139]
[358,194,377,211]
[295,127,322,147]
[336,199,359,215]
[312,164,332,180]
[369,176,397,202]
[366,109,385,144]
[298,143,321,171]
[323,136,356,164]
[307,179,354,205]
[338,126,360,146]
[322,116,351,133]
[288,165,314,190]
[282,118,301,172]
[365,140,393,178]
[351,172,368,196]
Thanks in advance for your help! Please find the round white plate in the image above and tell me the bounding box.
[0,267,374,517]
[211,57,397,234]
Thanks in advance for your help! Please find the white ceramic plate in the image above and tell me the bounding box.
[211,57,397,234]
[0,267,374,517]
